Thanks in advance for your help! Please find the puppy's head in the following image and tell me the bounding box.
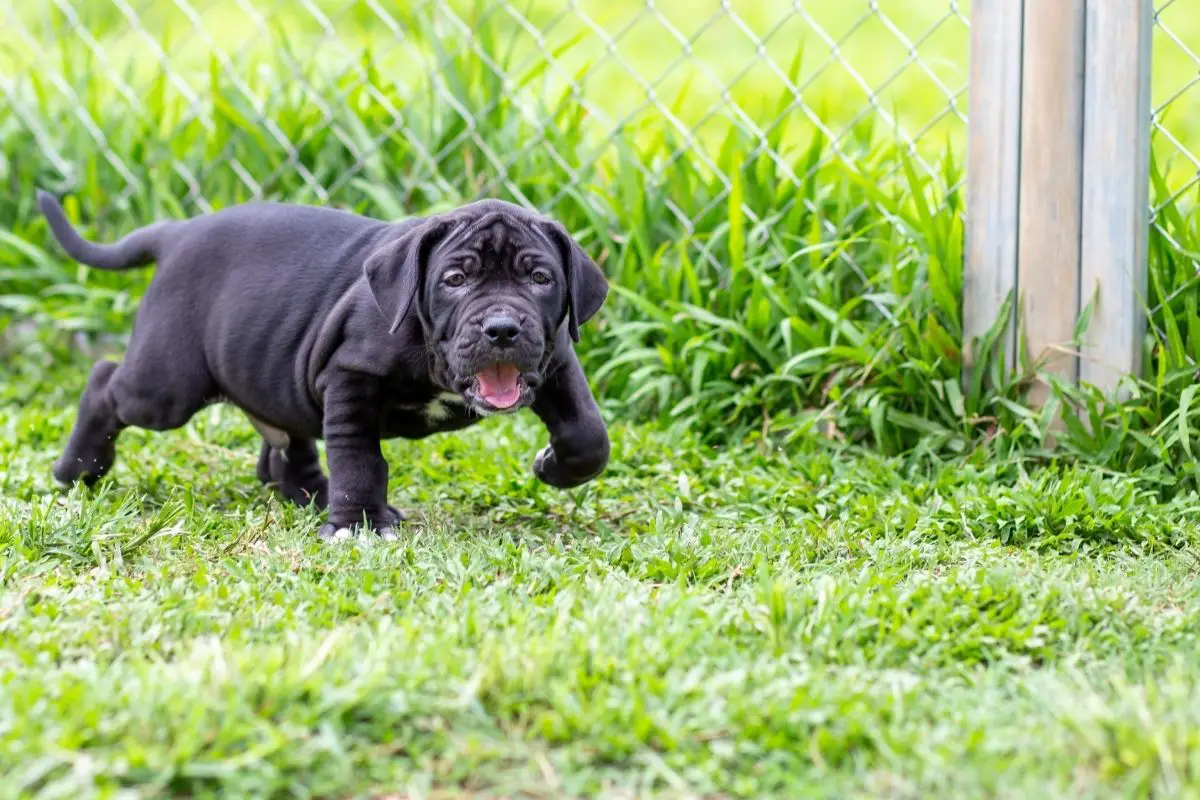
[364,199,607,414]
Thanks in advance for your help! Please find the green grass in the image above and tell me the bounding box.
[4,352,1200,797]
[3,1,1200,469]
[6,2,1200,796]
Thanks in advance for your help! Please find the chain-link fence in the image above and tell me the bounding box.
[2,2,1200,303]
[3,2,1200,211]
[1144,1,1200,362]
[1153,0,1200,231]
[0,1,971,219]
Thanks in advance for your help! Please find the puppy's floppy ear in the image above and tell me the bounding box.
[363,219,450,334]
[542,220,608,342]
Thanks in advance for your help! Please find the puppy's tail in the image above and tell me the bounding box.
[37,190,169,270]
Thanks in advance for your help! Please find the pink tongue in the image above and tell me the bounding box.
[475,363,521,408]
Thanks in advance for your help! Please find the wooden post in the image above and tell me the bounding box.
[1079,0,1153,393]
[1016,0,1087,402]
[965,0,1024,371]
[965,0,1155,399]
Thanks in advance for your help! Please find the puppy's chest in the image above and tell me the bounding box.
[379,389,475,438]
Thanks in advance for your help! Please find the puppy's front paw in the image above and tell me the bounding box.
[317,522,399,543]
[532,444,605,489]
[317,522,355,543]
[532,444,561,486]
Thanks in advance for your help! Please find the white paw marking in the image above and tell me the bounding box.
[326,526,399,544]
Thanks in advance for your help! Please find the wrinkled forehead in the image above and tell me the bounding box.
[437,206,553,260]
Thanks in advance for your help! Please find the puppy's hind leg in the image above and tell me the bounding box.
[54,359,123,486]
[256,438,329,510]
[56,344,215,487]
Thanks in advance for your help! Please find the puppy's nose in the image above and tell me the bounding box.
[483,315,521,347]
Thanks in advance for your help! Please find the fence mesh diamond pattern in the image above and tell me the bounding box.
[3,3,1199,270]
[1147,1,1200,353]
[1153,1,1200,227]
[1,1,970,222]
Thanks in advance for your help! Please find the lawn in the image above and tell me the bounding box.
[3,348,1200,798]
[4,0,1200,797]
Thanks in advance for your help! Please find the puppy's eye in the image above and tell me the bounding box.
[443,271,467,288]
[531,270,552,286]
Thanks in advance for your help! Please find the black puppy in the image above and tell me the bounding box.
[37,192,610,540]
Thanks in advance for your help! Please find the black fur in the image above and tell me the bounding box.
[37,191,610,540]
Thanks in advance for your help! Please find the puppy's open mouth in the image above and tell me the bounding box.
[469,362,527,413]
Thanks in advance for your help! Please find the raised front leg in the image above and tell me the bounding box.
[531,344,610,489]
[318,370,397,541]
